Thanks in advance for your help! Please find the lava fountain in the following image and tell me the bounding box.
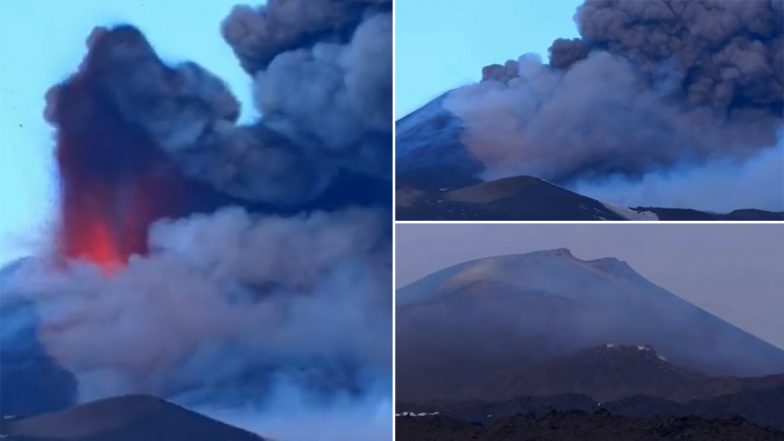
[47,27,188,273]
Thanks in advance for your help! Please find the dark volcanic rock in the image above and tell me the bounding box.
[396,174,784,221]
[396,94,483,190]
[398,394,597,425]
[396,411,784,441]
[607,385,784,431]
[634,207,784,221]
[396,175,626,220]
[399,385,784,432]
[395,92,783,221]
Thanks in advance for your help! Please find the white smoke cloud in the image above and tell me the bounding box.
[199,377,392,441]
[573,136,784,212]
[445,51,780,185]
[436,0,783,209]
[6,207,391,439]
[5,2,393,439]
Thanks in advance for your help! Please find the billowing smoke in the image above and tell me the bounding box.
[4,0,391,439]
[8,207,390,401]
[47,11,391,209]
[222,0,391,74]
[444,0,783,209]
[45,24,242,272]
[574,131,784,211]
[220,0,393,203]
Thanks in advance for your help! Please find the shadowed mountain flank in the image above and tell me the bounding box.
[397,249,784,402]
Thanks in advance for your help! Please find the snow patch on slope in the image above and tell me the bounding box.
[603,203,658,220]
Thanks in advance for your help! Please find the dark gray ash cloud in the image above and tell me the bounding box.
[222,0,391,74]
[47,3,391,207]
[445,0,783,210]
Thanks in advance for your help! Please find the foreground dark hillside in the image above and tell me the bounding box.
[398,383,784,432]
[395,175,784,221]
[0,395,264,441]
[397,411,784,441]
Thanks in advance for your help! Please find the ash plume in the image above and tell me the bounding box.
[46,13,392,208]
[573,131,784,211]
[4,1,391,439]
[444,0,783,209]
[43,23,245,256]
[8,208,390,403]
[222,0,391,74]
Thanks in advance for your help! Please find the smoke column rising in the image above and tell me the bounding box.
[45,25,239,271]
[5,0,392,439]
[444,0,783,210]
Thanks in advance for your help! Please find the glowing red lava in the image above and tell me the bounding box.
[71,215,124,273]
[49,27,227,273]
[56,152,184,274]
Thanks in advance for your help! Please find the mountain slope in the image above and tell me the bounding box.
[396,249,784,402]
[397,411,784,441]
[472,344,784,403]
[606,385,784,431]
[396,175,650,220]
[396,94,482,190]
[633,206,784,221]
[396,174,784,220]
[1,395,264,441]
[395,97,784,221]
[473,344,708,402]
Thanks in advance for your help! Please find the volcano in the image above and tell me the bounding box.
[395,96,784,221]
[396,249,784,402]
[50,27,182,271]
[396,410,784,441]
[47,26,240,272]
[0,395,265,441]
[470,344,784,403]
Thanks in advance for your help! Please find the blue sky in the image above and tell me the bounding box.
[0,0,256,267]
[395,0,581,117]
